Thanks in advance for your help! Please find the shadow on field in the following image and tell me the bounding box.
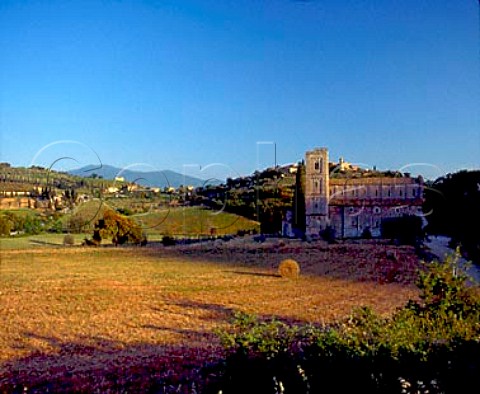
[29,239,63,247]
[141,324,211,339]
[0,331,222,393]
[168,300,236,315]
[0,297,314,393]
[225,270,280,278]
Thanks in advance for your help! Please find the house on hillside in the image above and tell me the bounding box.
[105,186,120,194]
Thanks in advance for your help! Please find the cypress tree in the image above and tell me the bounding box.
[293,160,306,233]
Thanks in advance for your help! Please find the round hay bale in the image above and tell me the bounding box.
[278,259,300,279]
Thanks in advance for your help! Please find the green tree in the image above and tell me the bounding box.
[0,215,13,236]
[23,214,43,234]
[93,209,143,245]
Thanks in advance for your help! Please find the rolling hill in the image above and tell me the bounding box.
[69,164,207,188]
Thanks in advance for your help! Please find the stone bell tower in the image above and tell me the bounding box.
[305,147,329,235]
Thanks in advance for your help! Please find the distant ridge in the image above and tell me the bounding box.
[69,164,207,188]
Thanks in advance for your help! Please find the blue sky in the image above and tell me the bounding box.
[1,0,479,180]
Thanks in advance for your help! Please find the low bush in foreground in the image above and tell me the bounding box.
[161,234,176,246]
[214,252,480,394]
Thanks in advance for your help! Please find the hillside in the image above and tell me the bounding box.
[195,165,298,233]
[0,162,208,193]
[63,200,259,237]
[0,162,106,193]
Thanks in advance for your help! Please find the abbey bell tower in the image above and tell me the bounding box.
[305,147,329,235]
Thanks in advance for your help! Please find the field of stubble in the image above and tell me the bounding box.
[0,239,420,392]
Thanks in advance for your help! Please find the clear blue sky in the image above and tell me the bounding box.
[1,0,479,180]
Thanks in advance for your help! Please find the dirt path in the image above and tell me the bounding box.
[425,236,480,283]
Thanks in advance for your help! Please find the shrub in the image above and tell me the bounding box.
[63,234,75,245]
[49,219,64,233]
[0,215,13,236]
[94,209,143,245]
[23,214,43,235]
[161,235,176,246]
[407,248,480,320]
[217,313,311,394]
[278,259,300,278]
[1,211,26,233]
[116,207,133,216]
[67,214,90,233]
[2,212,44,235]
[319,225,336,243]
[361,227,372,239]
[381,215,424,245]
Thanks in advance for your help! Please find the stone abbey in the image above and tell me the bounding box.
[305,147,424,238]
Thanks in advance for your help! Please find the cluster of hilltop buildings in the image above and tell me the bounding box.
[303,148,424,238]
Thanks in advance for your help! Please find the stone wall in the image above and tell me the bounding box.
[0,197,36,210]
[329,204,423,238]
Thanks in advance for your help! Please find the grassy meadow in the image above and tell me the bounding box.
[0,233,88,249]
[64,201,260,237]
[0,204,260,250]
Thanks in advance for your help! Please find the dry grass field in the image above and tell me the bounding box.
[0,241,420,392]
